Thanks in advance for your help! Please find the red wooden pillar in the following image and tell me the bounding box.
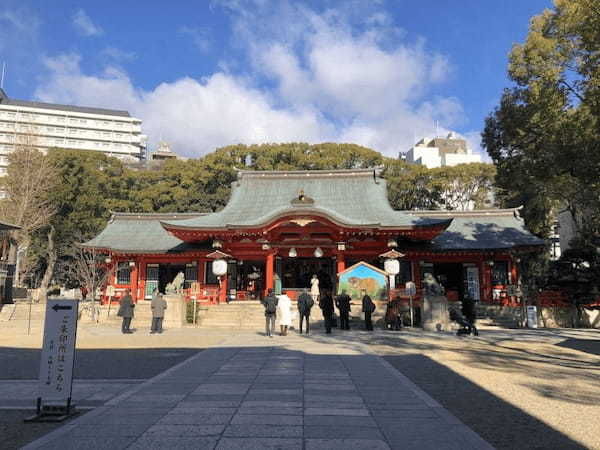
[480,260,492,303]
[130,261,139,303]
[265,252,274,296]
[336,253,345,274]
[138,258,146,301]
[219,275,228,303]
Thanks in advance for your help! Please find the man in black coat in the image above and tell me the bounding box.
[361,290,375,331]
[261,289,278,338]
[319,290,334,334]
[335,290,352,330]
[461,296,479,336]
[117,289,135,334]
[150,290,167,334]
[297,288,314,334]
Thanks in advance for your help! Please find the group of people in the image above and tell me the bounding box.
[261,272,379,337]
[116,288,167,334]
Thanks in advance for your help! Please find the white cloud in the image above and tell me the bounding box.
[35,54,331,157]
[179,26,212,53]
[101,47,136,62]
[36,2,470,158]
[72,9,103,36]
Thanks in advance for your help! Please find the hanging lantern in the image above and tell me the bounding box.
[384,258,400,275]
[128,261,136,267]
[104,257,112,264]
[314,247,324,258]
[212,259,228,276]
[288,247,298,258]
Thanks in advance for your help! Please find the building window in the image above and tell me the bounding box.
[491,261,509,286]
[117,262,131,284]
[205,262,219,285]
[57,116,65,122]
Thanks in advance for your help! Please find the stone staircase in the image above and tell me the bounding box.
[197,301,327,330]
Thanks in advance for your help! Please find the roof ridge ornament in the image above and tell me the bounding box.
[291,189,315,206]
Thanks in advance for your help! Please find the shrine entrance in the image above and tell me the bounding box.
[279,257,335,295]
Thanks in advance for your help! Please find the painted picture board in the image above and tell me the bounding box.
[337,261,388,300]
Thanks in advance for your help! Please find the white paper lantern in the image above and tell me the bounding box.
[314,247,323,258]
[384,258,400,275]
[212,259,228,276]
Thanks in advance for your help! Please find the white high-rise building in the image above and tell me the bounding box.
[0,88,146,175]
[404,132,481,168]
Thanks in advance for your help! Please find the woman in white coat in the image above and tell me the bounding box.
[277,292,293,336]
[310,274,320,303]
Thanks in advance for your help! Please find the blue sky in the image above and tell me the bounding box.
[0,0,552,158]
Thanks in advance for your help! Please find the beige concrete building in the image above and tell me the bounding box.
[404,132,482,168]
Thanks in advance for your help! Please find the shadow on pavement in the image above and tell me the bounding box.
[0,347,199,379]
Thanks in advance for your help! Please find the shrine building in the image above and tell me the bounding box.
[83,168,545,305]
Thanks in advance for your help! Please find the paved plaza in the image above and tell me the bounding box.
[21,332,491,450]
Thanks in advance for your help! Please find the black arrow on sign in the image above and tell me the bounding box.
[52,304,73,312]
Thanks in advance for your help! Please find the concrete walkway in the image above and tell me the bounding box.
[23,333,492,450]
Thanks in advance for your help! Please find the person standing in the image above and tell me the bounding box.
[361,290,375,331]
[335,290,352,330]
[150,290,167,334]
[310,274,320,304]
[117,289,135,334]
[385,296,402,331]
[297,288,314,334]
[277,291,292,336]
[319,290,334,334]
[461,295,479,336]
[261,289,278,338]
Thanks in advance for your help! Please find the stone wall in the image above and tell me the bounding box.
[478,304,600,329]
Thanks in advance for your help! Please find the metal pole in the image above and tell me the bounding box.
[193,298,197,326]
[27,298,32,335]
[409,295,413,327]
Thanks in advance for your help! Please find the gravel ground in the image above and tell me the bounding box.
[372,328,600,450]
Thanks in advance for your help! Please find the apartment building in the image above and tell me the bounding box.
[0,88,146,174]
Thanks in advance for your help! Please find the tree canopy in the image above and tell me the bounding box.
[482,0,600,309]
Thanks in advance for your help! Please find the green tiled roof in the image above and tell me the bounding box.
[81,213,211,254]
[411,209,545,251]
[162,169,448,230]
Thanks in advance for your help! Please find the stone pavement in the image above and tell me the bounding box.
[0,380,142,409]
[23,332,492,450]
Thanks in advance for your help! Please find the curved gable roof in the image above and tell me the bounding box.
[162,169,448,230]
[81,213,210,253]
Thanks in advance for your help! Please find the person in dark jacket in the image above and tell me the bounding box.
[150,290,167,334]
[319,290,335,334]
[461,296,479,336]
[261,289,278,337]
[361,290,375,331]
[297,288,314,334]
[385,296,401,330]
[335,290,352,330]
[117,289,135,334]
